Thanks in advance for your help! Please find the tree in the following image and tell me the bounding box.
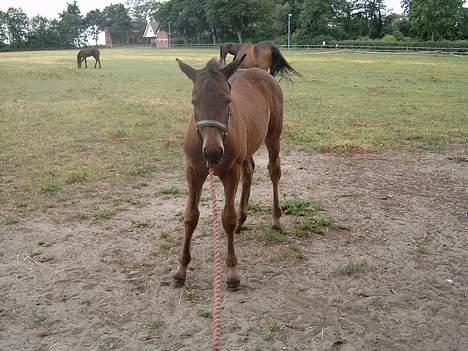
[410,0,464,40]
[400,0,411,15]
[352,0,386,39]
[296,0,335,42]
[382,13,410,39]
[4,7,29,48]
[101,3,132,32]
[462,7,468,39]
[127,0,161,29]
[85,9,103,45]
[27,16,61,48]
[0,11,8,46]
[100,3,132,43]
[206,0,273,43]
[57,1,85,47]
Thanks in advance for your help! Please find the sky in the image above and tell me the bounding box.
[1,0,406,19]
[0,0,128,19]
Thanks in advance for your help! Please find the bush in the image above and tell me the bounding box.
[383,34,397,43]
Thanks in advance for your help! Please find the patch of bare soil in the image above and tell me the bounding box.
[1,147,467,351]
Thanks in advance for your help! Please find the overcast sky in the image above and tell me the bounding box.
[1,0,406,19]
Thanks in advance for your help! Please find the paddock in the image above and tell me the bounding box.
[0,49,467,350]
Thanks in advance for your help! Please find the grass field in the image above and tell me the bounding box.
[1,48,467,350]
[0,48,467,221]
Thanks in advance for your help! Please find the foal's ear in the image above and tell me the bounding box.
[221,53,247,80]
[176,58,198,83]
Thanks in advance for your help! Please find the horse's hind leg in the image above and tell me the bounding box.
[84,58,88,68]
[95,56,101,69]
[221,166,241,290]
[265,139,282,230]
[172,166,207,288]
[236,157,255,232]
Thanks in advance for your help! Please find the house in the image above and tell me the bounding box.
[143,21,169,48]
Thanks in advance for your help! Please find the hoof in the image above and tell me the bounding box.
[235,224,245,233]
[226,280,241,292]
[271,223,282,231]
[170,278,185,289]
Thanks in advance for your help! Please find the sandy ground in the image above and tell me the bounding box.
[1,147,467,351]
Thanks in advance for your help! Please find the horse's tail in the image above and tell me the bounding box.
[269,44,302,81]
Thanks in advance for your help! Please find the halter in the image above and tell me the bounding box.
[196,105,232,139]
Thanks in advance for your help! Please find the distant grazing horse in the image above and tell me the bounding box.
[235,41,301,80]
[173,55,283,290]
[77,48,101,69]
[219,42,242,64]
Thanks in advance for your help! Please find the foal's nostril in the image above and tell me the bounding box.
[204,147,224,165]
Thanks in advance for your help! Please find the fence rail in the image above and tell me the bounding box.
[108,43,468,54]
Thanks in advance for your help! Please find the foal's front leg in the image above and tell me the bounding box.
[172,166,207,287]
[236,157,255,232]
[221,165,241,290]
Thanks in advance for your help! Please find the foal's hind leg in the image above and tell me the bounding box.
[265,140,282,230]
[172,166,207,287]
[236,157,255,232]
[84,58,88,69]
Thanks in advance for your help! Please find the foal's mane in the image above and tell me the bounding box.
[205,59,224,80]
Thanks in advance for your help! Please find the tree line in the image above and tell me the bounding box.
[1,0,467,50]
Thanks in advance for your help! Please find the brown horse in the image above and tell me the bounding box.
[235,41,301,80]
[77,47,101,69]
[173,56,283,290]
[219,42,242,64]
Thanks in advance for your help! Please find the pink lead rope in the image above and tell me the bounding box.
[208,168,222,351]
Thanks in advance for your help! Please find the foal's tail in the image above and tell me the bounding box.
[269,44,302,81]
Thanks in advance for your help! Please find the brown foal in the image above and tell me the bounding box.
[172,57,284,291]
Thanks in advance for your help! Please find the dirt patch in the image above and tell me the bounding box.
[1,148,467,351]
[319,144,375,155]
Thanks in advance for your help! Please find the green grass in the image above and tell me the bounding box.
[0,49,466,218]
[248,200,269,212]
[261,229,288,243]
[296,215,336,235]
[417,244,430,254]
[3,216,19,225]
[196,308,212,319]
[159,186,183,195]
[148,320,164,329]
[93,209,113,221]
[66,170,89,184]
[337,260,368,276]
[282,197,324,216]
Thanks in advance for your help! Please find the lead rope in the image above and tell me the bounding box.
[209,167,222,351]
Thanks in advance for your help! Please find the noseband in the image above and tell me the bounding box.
[196,105,232,138]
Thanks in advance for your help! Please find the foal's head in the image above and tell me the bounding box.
[177,57,245,167]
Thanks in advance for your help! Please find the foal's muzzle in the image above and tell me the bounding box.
[204,146,224,166]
